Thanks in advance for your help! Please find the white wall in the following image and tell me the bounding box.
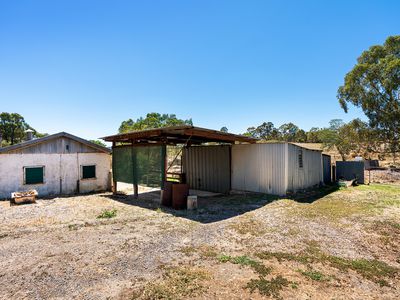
[287,144,322,192]
[0,153,111,199]
[231,144,287,195]
[232,143,323,195]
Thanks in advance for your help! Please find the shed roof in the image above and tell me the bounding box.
[0,132,111,154]
[102,126,258,145]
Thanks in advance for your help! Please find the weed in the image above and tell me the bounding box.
[218,254,273,282]
[230,255,259,266]
[246,275,289,299]
[155,207,163,213]
[255,245,398,285]
[297,269,328,281]
[97,208,117,219]
[217,254,232,263]
[141,266,210,299]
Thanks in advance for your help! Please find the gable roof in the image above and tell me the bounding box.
[0,132,111,154]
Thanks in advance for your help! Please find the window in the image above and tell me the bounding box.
[298,150,303,168]
[82,165,96,179]
[24,166,44,184]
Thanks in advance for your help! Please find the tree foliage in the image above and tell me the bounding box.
[337,35,400,162]
[89,139,107,147]
[118,113,193,133]
[0,112,43,145]
[244,119,379,161]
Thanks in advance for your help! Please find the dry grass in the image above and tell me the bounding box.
[229,215,267,236]
[139,266,211,299]
[255,242,398,286]
[1,185,400,299]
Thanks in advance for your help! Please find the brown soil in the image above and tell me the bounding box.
[0,184,399,299]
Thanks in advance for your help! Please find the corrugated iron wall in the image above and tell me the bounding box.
[322,155,332,184]
[231,144,287,195]
[287,144,322,191]
[336,161,365,184]
[182,145,231,193]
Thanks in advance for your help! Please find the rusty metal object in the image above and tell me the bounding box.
[161,181,173,207]
[172,183,189,210]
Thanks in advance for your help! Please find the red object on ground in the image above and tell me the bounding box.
[172,184,189,210]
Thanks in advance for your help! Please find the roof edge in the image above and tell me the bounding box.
[0,132,111,154]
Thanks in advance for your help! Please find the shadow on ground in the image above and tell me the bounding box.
[101,185,339,224]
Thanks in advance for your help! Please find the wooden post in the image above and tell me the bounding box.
[164,144,168,185]
[112,141,117,194]
[134,184,138,199]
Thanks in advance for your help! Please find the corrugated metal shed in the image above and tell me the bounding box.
[336,161,365,184]
[322,154,332,184]
[232,143,323,195]
[287,144,323,191]
[231,143,287,195]
[182,145,230,193]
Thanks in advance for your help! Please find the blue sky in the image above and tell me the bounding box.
[0,0,398,140]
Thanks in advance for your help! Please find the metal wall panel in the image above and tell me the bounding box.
[183,145,231,193]
[336,161,365,184]
[231,144,287,195]
[287,144,322,191]
[322,154,332,184]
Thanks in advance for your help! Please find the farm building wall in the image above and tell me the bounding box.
[322,154,332,184]
[336,161,365,184]
[0,153,111,199]
[231,143,287,195]
[287,144,322,192]
[183,145,231,193]
[4,137,104,154]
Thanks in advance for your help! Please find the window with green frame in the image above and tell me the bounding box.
[82,165,96,179]
[24,166,44,184]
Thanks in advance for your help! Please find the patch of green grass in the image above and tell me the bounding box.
[217,254,272,277]
[97,208,117,219]
[217,254,288,297]
[255,244,398,285]
[246,275,289,299]
[141,266,210,299]
[286,184,400,222]
[297,269,329,281]
[231,255,259,266]
[217,254,232,263]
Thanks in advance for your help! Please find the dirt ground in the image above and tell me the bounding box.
[0,184,399,300]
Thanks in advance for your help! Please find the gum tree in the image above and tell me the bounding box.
[337,35,400,163]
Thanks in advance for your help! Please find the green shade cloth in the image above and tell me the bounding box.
[112,145,166,188]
